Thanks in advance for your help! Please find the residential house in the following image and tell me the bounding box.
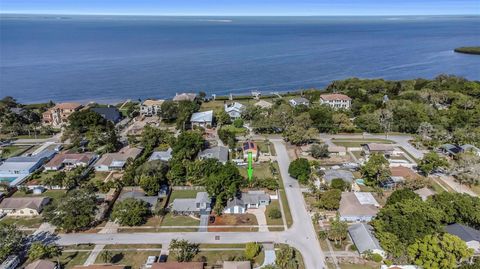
[319,93,352,109]
[94,146,143,171]
[44,152,97,171]
[254,100,273,109]
[389,166,420,180]
[0,150,57,186]
[223,261,251,269]
[9,107,25,115]
[242,141,258,161]
[362,143,394,156]
[323,169,354,185]
[439,144,463,157]
[190,110,213,128]
[140,99,165,116]
[414,187,436,201]
[91,107,122,123]
[198,146,229,164]
[151,262,204,269]
[224,102,246,120]
[445,223,480,253]
[348,223,385,257]
[339,192,379,222]
[0,197,50,216]
[171,192,211,216]
[224,191,270,214]
[25,260,58,269]
[289,97,310,107]
[173,93,197,102]
[148,148,173,162]
[328,145,347,156]
[118,187,160,210]
[42,102,82,126]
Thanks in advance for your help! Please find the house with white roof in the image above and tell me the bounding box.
[140,99,165,116]
[348,223,385,257]
[148,148,173,162]
[223,191,271,214]
[0,150,57,186]
[320,93,352,109]
[173,93,197,102]
[190,110,213,128]
[224,102,246,120]
[289,97,310,107]
[339,192,380,222]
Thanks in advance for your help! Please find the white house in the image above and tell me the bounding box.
[0,197,50,217]
[320,93,352,109]
[190,110,213,128]
[140,99,164,116]
[289,97,310,107]
[223,191,270,214]
[339,192,379,222]
[224,102,246,120]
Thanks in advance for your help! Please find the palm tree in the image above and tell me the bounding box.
[101,250,113,263]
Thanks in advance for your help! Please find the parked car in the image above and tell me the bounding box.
[145,256,157,268]
[158,254,168,263]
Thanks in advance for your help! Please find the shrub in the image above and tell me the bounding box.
[244,242,261,260]
[268,208,282,219]
[233,118,244,128]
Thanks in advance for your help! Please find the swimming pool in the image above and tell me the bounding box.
[0,177,17,183]
[355,179,366,186]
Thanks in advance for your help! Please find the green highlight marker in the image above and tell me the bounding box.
[247,151,254,181]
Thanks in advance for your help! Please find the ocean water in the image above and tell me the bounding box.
[0,15,479,104]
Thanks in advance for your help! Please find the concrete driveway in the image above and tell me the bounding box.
[247,206,268,232]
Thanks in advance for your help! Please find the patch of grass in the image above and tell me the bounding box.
[257,141,276,156]
[169,189,201,200]
[118,227,197,233]
[265,200,284,226]
[90,171,112,182]
[200,100,225,112]
[54,251,91,269]
[222,124,247,135]
[104,244,162,250]
[13,189,66,202]
[0,216,44,228]
[161,214,200,226]
[62,244,96,251]
[279,190,293,228]
[199,244,246,249]
[0,145,31,158]
[239,162,274,179]
[95,250,160,268]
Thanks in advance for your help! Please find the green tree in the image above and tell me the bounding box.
[268,208,282,219]
[167,161,187,185]
[310,144,329,159]
[427,192,480,229]
[0,223,24,262]
[172,131,205,160]
[218,128,236,149]
[43,189,97,232]
[101,250,113,263]
[233,118,244,128]
[159,100,178,120]
[275,245,298,269]
[360,153,391,186]
[216,110,231,125]
[328,214,348,245]
[418,152,448,175]
[204,162,243,209]
[330,178,348,191]
[139,175,161,196]
[385,189,421,206]
[111,198,150,226]
[28,242,61,261]
[169,239,199,262]
[244,242,261,260]
[283,113,318,145]
[318,189,342,210]
[288,158,311,184]
[408,234,473,269]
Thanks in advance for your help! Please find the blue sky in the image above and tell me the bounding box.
[0,0,479,15]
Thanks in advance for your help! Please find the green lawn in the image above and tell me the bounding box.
[169,189,201,200]
[221,124,248,135]
[90,171,112,182]
[52,251,91,269]
[257,141,276,156]
[265,200,284,226]
[104,244,162,250]
[161,214,200,226]
[239,162,275,179]
[0,145,31,158]
[0,216,44,228]
[279,190,293,228]
[13,189,67,202]
[95,250,160,268]
[331,138,394,148]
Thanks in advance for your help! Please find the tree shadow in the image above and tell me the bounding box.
[111,253,124,263]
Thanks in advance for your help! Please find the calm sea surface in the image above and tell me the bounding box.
[1,15,479,103]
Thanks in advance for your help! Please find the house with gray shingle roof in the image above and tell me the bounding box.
[171,192,211,216]
[149,148,173,162]
[198,146,229,164]
[289,97,310,107]
[445,223,480,252]
[348,223,385,257]
[224,191,270,214]
[0,197,50,217]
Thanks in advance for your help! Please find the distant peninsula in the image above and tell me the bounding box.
[454,46,480,55]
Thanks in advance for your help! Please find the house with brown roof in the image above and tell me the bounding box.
[42,102,82,126]
[0,197,50,216]
[362,143,394,156]
[223,261,251,269]
[339,192,379,222]
[25,260,58,269]
[242,141,258,161]
[44,152,97,171]
[151,262,204,269]
[320,93,352,109]
[94,146,143,172]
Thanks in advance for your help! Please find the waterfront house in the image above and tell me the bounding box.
[445,223,480,253]
[223,191,270,214]
[460,144,480,156]
[289,97,310,107]
[348,223,385,257]
[0,197,50,216]
[242,141,258,161]
[224,102,246,120]
[439,144,463,157]
[171,192,211,216]
[254,100,273,109]
[91,107,122,123]
[320,93,352,109]
[44,152,97,171]
[148,148,173,162]
[94,146,143,172]
[140,99,165,116]
[190,110,213,128]
[173,93,197,102]
[42,102,82,126]
[339,192,379,222]
[197,146,229,164]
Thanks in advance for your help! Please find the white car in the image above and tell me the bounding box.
[145,256,157,268]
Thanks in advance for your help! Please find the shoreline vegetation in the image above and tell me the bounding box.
[454,46,480,55]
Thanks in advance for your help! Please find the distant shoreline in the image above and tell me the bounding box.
[454,46,480,55]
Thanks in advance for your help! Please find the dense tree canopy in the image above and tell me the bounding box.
[0,223,24,262]
[172,130,205,160]
[288,158,311,184]
[385,189,421,206]
[360,154,391,186]
[111,198,150,226]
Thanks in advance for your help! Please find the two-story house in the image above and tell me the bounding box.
[320,93,352,109]
[42,102,82,126]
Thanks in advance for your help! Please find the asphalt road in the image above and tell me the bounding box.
[56,141,327,269]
